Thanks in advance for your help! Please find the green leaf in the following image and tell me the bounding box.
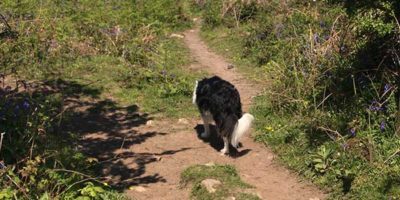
[39,192,51,200]
[0,188,15,200]
[312,158,323,163]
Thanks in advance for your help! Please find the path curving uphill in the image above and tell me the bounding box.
[77,24,327,200]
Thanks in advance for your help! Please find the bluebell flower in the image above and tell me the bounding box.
[22,100,30,110]
[369,105,379,111]
[350,128,356,137]
[380,121,385,132]
[0,161,5,169]
[384,84,391,93]
[369,100,382,111]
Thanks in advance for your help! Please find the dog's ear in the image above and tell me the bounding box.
[198,80,210,95]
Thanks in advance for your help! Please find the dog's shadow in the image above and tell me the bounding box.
[194,124,251,158]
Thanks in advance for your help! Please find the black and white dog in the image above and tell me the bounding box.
[192,76,254,155]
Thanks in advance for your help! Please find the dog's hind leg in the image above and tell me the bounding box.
[201,112,212,138]
[220,136,229,155]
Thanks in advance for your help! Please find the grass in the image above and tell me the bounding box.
[180,164,260,200]
[50,37,203,119]
[199,26,265,84]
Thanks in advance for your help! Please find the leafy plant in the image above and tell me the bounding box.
[311,145,336,174]
[77,182,106,200]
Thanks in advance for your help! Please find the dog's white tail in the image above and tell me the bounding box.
[231,113,254,148]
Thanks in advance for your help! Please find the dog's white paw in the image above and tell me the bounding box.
[220,148,228,155]
[200,132,210,138]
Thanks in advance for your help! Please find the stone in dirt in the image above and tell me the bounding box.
[129,186,146,192]
[201,179,222,193]
[170,33,185,39]
[205,162,215,167]
[178,118,189,124]
[146,120,154,126]
[227,64,234,69]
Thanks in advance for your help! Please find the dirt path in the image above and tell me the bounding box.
[76,25,327,200]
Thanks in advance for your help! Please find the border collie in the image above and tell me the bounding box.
[192,76,254,155]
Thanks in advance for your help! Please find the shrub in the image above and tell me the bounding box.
[198,0,400,198]
[0,0,193,198]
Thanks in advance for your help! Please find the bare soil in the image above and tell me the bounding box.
[75,25,327,200]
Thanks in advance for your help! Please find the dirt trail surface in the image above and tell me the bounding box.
[75,25,327,200]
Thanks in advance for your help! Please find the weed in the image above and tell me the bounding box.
[181,164,260,200]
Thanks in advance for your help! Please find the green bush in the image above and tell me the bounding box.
[198,0,400,198]
[0,0,194,198]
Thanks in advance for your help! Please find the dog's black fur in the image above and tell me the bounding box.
[194,76,242,139]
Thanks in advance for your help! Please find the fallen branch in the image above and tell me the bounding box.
[384,149,400,164]
[0,132,5,153]
[316,93,332,109]
[317,126,343,140]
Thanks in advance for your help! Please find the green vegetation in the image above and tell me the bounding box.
[0,0,199,199]
[195,0,400,199]
[181,164,260,200]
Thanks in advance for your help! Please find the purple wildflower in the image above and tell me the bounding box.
[0,161,5,169]
[341,143,349,150]
[369,105,379,111]
[380,121,385,132]
[350,128,356,137]
[369,100,382,111]
[384,84,391,93]
[22,100,30,110]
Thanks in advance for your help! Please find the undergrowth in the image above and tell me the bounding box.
[0,0,199,199]
[195,0,400,199]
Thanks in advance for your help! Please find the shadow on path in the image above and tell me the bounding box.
[194,124,251,158]
[40,78,190,189]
